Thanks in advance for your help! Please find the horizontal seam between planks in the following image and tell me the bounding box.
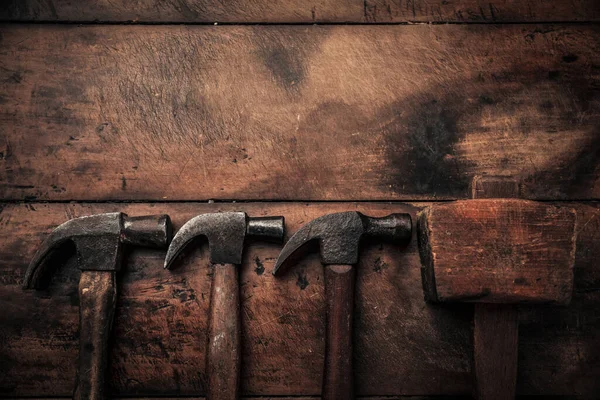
[1,199,598,204]
[0,21,599,26]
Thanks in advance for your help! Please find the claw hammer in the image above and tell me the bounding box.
[164,212,284,400]
[23,212,172,400]
[273,211,412,399]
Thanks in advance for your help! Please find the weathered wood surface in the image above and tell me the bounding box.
[0,202,598,397]
[419,199,577,304]
[1,0,598,22]
[0,24,599,201]
[364,0,600,22]
[0,0,363,23]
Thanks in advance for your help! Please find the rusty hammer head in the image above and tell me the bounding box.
[24,212,172,289]
[164,212,284,268]
[273,211,412,274]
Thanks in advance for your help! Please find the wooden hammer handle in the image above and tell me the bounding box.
[207,263,241,400]
[323,264,356,400]
[74,271,117,400]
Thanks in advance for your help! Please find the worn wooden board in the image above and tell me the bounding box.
[0,0,363,23]
[0,0,598,22]
[0,202,598,397]
[0,24,599,201]
[364,0,600,23]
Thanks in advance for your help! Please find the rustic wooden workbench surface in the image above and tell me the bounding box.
[1,0,599,398]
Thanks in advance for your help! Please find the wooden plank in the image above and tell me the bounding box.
[0,0,363,23]
[0,0,598,22]
[364,0,600,23]
[0,24,599,201]
[0,202,598,397]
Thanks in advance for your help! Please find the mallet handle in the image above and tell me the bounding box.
[74,271,117,400]
[474,303,518,400]
[323,264,355,400]
[207,263,241,400]
[472,175,520,400]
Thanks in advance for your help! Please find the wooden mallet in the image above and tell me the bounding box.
[417,198,577,399]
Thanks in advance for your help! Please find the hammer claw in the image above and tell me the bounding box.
[23,215,111,289]
[271,220,320,276]
[24,231,73,289]
[163,214,209,270]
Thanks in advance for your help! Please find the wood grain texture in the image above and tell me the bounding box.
[0,202,598,397]
[206,263,241,400]
[0,25,599,201]
[473,303,518,400]
[470,175,520,199]
[75,271,117,400]
[419,199,577,304]
[0,0,598,22]
[0,0,363,23]
[364,0,600,22]
[323,264,355,400]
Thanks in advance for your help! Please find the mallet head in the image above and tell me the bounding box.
[24,212,172,289]
[417,199,577,305]
[164,212,285,268]
[273,211,412,275]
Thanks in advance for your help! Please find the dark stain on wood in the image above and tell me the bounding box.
[388,52,600,199]
[164,0,201,20]
[296,269,309,290]
[383,96,471,196]
[562,54,579,63]
[258,39,305,95]
[1,25,599,201]
[372,257,387,273]
[4,70,24,84]
[254,257,264,275]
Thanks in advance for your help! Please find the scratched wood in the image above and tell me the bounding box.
[0,202,598,397]
[0,25,599,201]
[0,0,363,23]
[419,199,577,304]
[0,0,598,22]
[364,0,600,22]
